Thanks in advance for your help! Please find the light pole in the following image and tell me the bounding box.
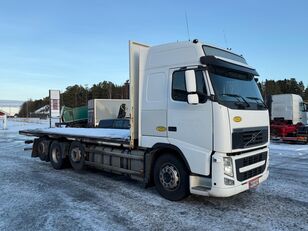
[26,100,29,119]
[84,84,88,105]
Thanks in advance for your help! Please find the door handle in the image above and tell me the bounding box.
[168,126,177,132]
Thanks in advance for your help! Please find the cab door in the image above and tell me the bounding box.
[167,68,213,175]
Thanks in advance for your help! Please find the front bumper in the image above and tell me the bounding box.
[207,169,269,197]
[190,147,269,197]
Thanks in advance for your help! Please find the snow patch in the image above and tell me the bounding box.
[270,142,308,153]
[36,127,130,140]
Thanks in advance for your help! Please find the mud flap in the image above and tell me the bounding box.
[31,138,39,158]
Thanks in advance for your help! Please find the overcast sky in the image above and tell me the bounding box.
[0,0,307,101]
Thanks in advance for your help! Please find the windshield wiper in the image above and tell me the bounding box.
[246,96,267,108]
[220,93,250,108]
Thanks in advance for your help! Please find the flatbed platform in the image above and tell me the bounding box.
[19,127,130,147]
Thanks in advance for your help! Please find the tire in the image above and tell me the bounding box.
[154,154,190,201]
[37,138,50,162]
[68,141,85,170]
[49,141,65,170]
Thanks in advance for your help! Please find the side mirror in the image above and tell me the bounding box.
[185,70,199,105]
[187,94,199,104]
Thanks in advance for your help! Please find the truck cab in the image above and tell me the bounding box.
[133,40,269,198]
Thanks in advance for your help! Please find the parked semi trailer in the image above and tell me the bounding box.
[88,99,130,127]
[20,40,269,201]
[58,99,130,128]
[270,94,308,143]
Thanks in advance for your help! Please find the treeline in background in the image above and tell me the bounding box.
[18,81,129,117]
[259,78,308,100]
[18,78,307,117]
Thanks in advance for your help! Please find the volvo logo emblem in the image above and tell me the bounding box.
[251,133,258,141]
[244,130,263,147]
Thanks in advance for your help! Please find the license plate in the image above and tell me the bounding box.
[249,178,259,189]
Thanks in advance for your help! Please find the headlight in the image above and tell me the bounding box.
[223,157,234,177]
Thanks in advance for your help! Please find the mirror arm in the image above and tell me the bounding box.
[209,94,217,102]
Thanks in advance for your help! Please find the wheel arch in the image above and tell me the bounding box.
[145,143,191,186]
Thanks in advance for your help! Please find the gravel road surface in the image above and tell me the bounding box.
[0,127,307,231]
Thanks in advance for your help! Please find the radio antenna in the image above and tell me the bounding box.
[185,11,191,41]
[223,29,229,49]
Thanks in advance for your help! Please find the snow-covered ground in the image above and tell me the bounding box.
[26,127,130,140]
[0,118,56,132]
[0,119,307,231]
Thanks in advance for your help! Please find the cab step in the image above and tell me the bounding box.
[190,186,210,196]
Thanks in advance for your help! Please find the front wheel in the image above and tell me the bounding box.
[154,154,190,201]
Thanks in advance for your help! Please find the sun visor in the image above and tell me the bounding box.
[200,55,259,76]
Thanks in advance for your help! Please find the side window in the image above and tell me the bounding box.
[172,70,207,103]
[172,71,187,102]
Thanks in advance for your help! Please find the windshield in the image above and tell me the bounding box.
[209,66,266,110]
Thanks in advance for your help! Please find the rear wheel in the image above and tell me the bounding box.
[49,141,65,170]
[68,141,85,170]
[37,138,50,162]
[154,154,190,201]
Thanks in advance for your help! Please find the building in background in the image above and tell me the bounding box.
[0,109,8,116]
[0,100,23,117]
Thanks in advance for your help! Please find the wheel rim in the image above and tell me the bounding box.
[70,147,81,162]
[159,164,180,190]
[38,142,45,154]
[51,147,61,163]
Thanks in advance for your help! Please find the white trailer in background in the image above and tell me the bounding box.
[20,40,269,201]
[271,94,307,125]
[88,99,130,127]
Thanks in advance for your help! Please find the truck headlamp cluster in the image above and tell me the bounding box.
[223,157,234,177]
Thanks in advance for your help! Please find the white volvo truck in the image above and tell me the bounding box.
[20,40,269,201]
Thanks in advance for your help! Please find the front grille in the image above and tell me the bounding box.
[235,151,267,181]
[232,126,268,149]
